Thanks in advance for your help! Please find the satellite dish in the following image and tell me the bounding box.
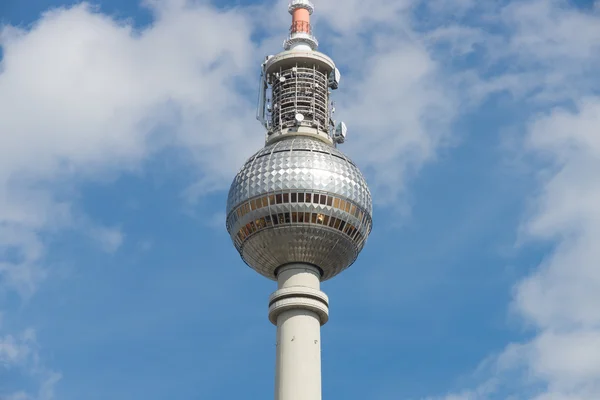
[280,76,286,83]
[295,113,305,124]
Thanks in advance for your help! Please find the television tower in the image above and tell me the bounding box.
[226,1,373,399]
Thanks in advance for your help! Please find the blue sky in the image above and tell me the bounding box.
[1,0,600,399]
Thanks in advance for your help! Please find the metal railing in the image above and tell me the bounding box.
[269,65,329,133]
[290,21,312,35]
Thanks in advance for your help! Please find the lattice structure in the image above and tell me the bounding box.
[269,65,330,134]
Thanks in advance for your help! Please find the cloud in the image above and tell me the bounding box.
[507,98,600,398]
[342,41,455,204]
[0,330,61,400]
[0,0,260,397]
[314,0,413,33]
[0,332,32,367]
[86,225,124,253]
[427,100,600,397]
[423,1,600,399]
[0,329,60,400]
[0,0,260,293]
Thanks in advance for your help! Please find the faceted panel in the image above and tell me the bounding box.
[226,136,373,281]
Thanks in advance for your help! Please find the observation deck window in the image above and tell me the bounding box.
[228,190,371,248]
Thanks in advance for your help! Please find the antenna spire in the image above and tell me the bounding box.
[284,0,318,51]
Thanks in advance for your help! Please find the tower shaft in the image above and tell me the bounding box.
[269,264,329,400]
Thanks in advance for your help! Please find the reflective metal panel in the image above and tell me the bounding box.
[226,137,372,281]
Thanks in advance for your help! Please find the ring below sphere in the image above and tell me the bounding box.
[226,137,372,281]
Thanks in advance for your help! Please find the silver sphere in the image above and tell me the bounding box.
[226,137,372,281]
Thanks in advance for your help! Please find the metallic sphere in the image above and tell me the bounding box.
[226,137,372,281]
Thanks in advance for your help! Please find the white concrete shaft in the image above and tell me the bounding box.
[275,308,322,400]
[273,264,326,400]
[277,264,320,290]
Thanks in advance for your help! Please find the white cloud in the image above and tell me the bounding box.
[426,0,476,15]
[423,1,600,399]
[315,0,413,33]
[0,0,260,294]
[0,0,260,397]
[86,225,124,253]
[342,42,455,204]
[0,329,61,400]
[505,98,600,398]
[422,0,600,104]
[427,99,600,397]
[0,329,36,370]
[0,334,31,367]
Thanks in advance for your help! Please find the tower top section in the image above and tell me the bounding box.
[255,0,346,146]
[284,0,318,51]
